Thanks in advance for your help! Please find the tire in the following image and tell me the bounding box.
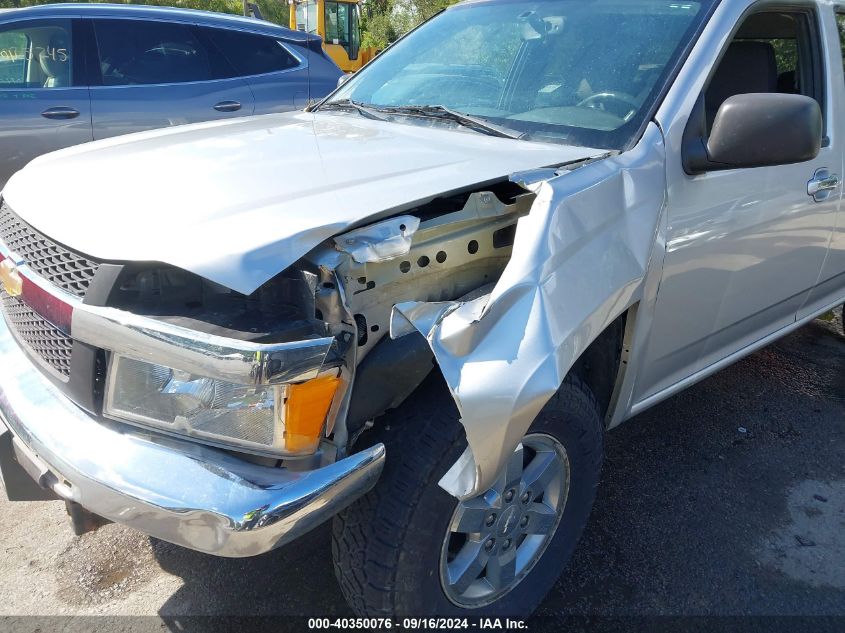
[332,371,604,617]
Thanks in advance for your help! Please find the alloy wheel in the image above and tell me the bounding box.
[439,433,570,607]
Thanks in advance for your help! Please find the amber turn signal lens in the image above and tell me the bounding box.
[284,375,341,452]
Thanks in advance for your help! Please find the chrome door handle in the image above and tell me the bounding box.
[808,168,840,202]
[41,107,80,120]
[213,101,242,113]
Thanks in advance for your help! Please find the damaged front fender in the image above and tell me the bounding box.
[390,123,669,500]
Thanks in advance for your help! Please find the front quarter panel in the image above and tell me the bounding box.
[392,123,669,499]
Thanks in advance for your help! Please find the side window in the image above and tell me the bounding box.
[836,13,845,79]
[93,20,212,86]
[349,4,360,60]
[704,11,822,128]
[206,29,300,77]
[295,0,319,35]
[0,20,73,89]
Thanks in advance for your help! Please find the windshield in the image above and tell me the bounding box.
[328,0,713,149]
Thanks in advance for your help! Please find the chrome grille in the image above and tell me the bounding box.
[1,293,72,379]
[0,200,100,298]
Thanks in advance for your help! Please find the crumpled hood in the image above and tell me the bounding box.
[3,111,601,294]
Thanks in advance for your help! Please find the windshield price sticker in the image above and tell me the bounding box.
[308,618,528,630]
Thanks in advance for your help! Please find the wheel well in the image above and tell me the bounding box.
[349,306,633,447]
[568,309,630,422]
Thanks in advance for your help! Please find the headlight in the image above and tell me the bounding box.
[104,354,340,456]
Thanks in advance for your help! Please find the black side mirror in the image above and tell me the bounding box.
[683,93,821,174]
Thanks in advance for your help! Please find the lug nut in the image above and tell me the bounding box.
[485,513,496,527]
[504,489,515,503]
[520,516,529,528]
[502,539,512,551]
[520,491,531,504]
[484,538,496,551]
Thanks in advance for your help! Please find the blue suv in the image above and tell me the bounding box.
[0,3,343,187]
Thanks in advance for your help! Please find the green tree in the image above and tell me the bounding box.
[253,0,289,26]
[360,0,455,49]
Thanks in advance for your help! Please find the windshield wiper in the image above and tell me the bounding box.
[372,104,526,140]
[317,98,386,121]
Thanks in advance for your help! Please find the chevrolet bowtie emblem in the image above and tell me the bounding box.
[0,259,22,297]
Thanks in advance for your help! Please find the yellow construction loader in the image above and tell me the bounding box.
[288,0,376,72]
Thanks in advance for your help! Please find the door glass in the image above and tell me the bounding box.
[349,5,361,60]
[93,19,212,86]
[295,0,319,35]
[836,13,845,79]
[705,11,821,129]
[0,20,72,89]
[325,1,353,56]
[206,29,299,77]
[323,1,361,59]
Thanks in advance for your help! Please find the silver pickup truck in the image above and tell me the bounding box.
[0,0,843,619]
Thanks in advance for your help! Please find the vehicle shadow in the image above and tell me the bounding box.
[153,316,845,630]
[151,520,349,621]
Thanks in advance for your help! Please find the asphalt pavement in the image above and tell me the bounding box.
[0,312,842,631]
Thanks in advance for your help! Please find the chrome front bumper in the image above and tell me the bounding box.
[0,318,385,557]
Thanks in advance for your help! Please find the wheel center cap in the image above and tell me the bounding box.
[497,505,520,536]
